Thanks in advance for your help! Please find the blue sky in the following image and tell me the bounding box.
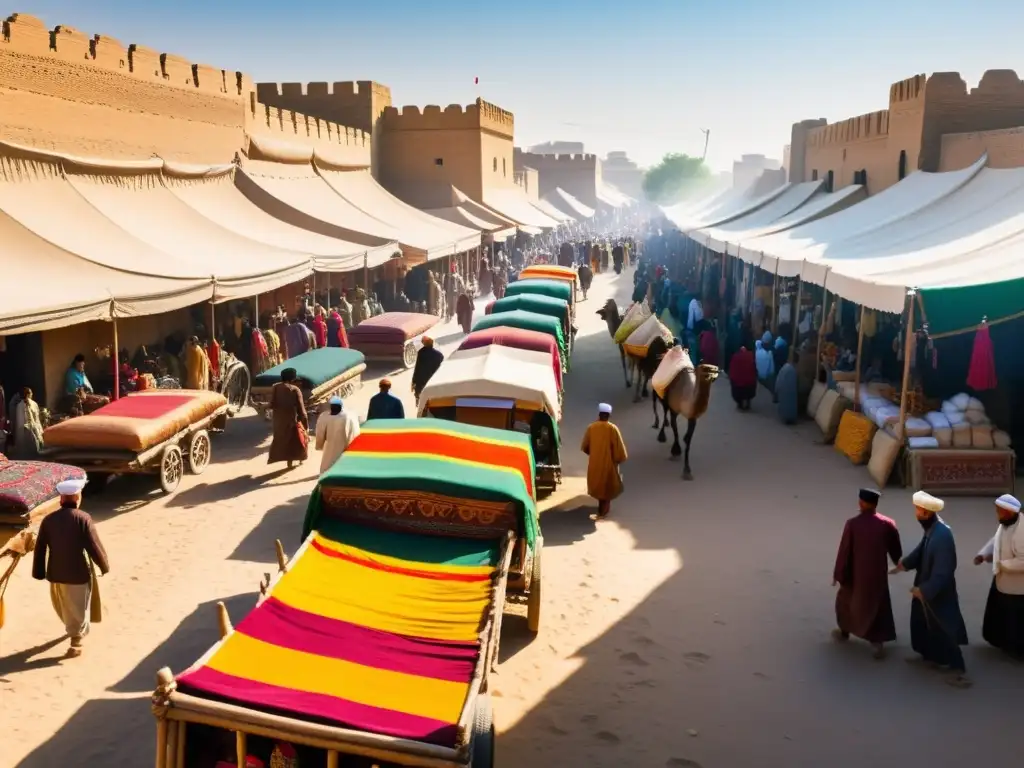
[26,0,1024,171]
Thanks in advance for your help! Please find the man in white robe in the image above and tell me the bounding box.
[975,493,1024,657]
[314,396,360,474]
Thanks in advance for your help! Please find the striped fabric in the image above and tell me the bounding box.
[176,527,501,747]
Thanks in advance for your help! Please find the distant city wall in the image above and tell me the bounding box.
[0,12,369,165]
[513,150,600,202]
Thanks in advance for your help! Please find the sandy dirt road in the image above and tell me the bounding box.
[1,269,1017,768]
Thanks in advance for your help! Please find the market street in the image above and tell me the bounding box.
[0,269,1016,768]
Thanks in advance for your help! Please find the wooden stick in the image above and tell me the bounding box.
[217,602,232,639]
[790,276,803,362]
[816,279,831,382]
[236,730,247,766]
[175,721,186,768]
[112,314,120,402]
[897,291,916,443]
[771,267,779,335]
[166,714,179,767]
[155,719,168,768]
[275,539,289,572]
[326,751,340,768]
[853,304,866,411]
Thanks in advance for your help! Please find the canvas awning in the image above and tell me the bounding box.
[482,187,561,229]
[664,180,793,232]
[0,207,211,334]
[424,205,517,240]
[545,187,595,220]
[733,156,987,278]
[531,196,574,223]
[235,157,409,266]
[417,345,561,422]
[314,164,481,259]
[165,166,395,274]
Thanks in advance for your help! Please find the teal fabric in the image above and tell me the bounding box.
[920,278,1024,336]
[254,347,365,389]
[491,295,569,327]
[506,279,572,303]
[316,516,501,567]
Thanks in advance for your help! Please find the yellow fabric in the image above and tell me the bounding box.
[833,411,877,465]
[861,310,878,338]
[185,344,210,390]
[206,632,467,723]
[315,536,495,578]
[49,558,102,624]
[613,302,651,344]
[272,539,493,642]
[581,420,628,501]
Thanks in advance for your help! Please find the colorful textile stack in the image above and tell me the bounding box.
[623,314,673,357]
[458,328,562,390]
[304,419,539,548]
[176,517,501,747]
[613,301,651,344]
[472,310,567,367]
[504,278,573,304]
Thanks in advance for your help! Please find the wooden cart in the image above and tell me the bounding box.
[41,391,229,495]
[347,312,440,370]
[250,348,366,431]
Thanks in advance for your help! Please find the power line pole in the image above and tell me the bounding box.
[700,128,710,162]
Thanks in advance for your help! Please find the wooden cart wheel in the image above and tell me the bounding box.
[222,363,251,416]
[403,342,417,369]
[159,444,184,494]
[471,693,495,768]
[527,537,542,634]
[187,429,211,475]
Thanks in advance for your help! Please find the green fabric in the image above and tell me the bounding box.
[304,418,540,549]
[254,347,366,389]
[920,278,1024,336]
[491,295,569,327]
[506,279,572,303]
[316,516,500,567]
[472,310,566,359]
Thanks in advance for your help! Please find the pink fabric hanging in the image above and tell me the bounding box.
[966,324,998,391]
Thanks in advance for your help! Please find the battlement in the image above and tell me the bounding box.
[514,149,598,168]
[250,102,370,148]
[256,80,392,105]
[380,98,514,138]
[807,109,889,147]
[889,74,927,104]
[2,12,243,97]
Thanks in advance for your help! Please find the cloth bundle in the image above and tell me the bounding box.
[623,315,673,357]
[834,410,877,465]
[940,393,1000,449]
[652,346,691,399]
[613,301,651,344]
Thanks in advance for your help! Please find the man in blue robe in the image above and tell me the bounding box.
[775,354,799,424]
[891,491,971,688]
[366,379,405,420]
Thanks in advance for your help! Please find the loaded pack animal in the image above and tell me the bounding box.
[652,347,719,481]
[596,299,669,403]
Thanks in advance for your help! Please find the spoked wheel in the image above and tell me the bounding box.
[527,535,543,633]
[187,429,211,475]
[222,363,251,416]
[403,342,417,369]
[159,444,184,494]
[471,693,495,768]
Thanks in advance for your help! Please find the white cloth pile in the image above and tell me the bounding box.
[932,393,1011,450]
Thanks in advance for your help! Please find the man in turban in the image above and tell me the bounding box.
[975,494,1024,658]
[367,379,405,420]
[412,336,444,405]
[580,403,628,520]
[890,491,970,687]
[314,396,360,474]
[832,488,903,658]
[32,476,109,657]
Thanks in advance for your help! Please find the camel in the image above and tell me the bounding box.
[596,299,667,402]
[651,348,719,480]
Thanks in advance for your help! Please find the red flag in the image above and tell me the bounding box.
[474,77,479,85]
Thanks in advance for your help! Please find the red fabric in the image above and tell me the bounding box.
[91,394,195,420]
[966,325,998,391]
[699,330,720,367]
[252,328,268,359]
[348,313,438,344]
[207,340,220,376]
[729,347,757,388]
[312,316,328,349]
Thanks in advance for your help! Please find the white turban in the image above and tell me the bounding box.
[995,494,1021,513]
[56,477,88,496]
[912,490,944,513]
[329,396,343,407]
[598,403,612,414]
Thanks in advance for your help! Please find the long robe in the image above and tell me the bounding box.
[775,362,799,424]
[980,516,1024,656]
[268,382,309,464]
[903,519,969,670]
[412,347,444,398]
[833,510,903,643]
[184,344,210,390]
[580,420,628,501]
[314,411,360,473]
[456,294,474,334]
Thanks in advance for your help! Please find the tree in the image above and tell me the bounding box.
[642,153,710,205]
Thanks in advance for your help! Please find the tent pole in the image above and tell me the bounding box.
[111,315,120,402]
[363,254,369,291]
[771,266,779,336]
[897,291,916,445]
[853,304,866,411]
[790,275,803,362]
[816,271,831,383]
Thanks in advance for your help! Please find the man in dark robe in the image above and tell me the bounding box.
[267,368,309,469]
[974,493,1024,658]
[612,243,624,274]
[891,491,971,687]
[411,336,444,404]
[367,379,405,420]
[832,488,903,658]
